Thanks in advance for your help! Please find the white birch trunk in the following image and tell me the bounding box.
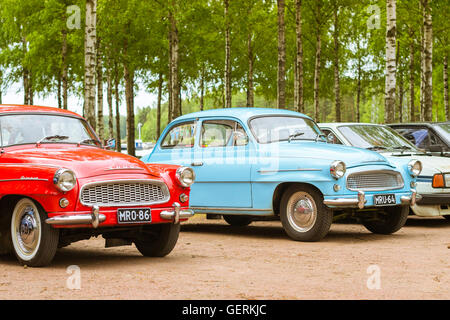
[385,0,396,123]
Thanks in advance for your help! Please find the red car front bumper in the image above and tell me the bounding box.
[45,203,194,228]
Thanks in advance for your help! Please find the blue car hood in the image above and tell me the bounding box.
[262,141,390,168]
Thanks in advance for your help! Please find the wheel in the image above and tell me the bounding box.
[443,215,450,221]
[10,198,59,267]
[134,223,180,257]
[223,215,253,227]
[362,205,409,234]
[280,185,333,242]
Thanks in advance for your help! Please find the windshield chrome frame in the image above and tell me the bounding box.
[0,112,102,149]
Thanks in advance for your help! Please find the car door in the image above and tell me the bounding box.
[191,118,252,208]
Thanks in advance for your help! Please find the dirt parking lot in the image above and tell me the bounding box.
[0,215,449,300]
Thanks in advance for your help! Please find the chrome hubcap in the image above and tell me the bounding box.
[12,200,41,259]
[287,192,317,232]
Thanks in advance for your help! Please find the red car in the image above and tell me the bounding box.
[0,104,195,267]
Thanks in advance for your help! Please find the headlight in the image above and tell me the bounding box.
[53,168,77,192]
[330,160,346,179]
[407,160,422,177]
[176,167,195,188]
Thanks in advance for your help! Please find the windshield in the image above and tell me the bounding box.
[249,116,324,144]
[0,114,100,147]
[338,125,418,151]
[434,123,450,144]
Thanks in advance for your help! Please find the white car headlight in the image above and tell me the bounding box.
[53,168,77,192]
[407,160,422,177]
[330,160,346,179]
[176,167,195,188]
[443,173,450,188]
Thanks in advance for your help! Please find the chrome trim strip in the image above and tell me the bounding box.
[0,178,48,182]
[346,169,404,191]
[79,179,170,207]
[0,163,60,168]
[104,167,145,171]
[258,168,322,174]
[191,207,270,212]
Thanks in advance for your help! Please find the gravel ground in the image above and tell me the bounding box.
[0,215,449,300]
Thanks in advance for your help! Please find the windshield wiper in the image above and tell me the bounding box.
[78,138,101,147]
[366,146,387,151]
[288,131,304,143]
[36,135,69,145]
[392,146,412,150]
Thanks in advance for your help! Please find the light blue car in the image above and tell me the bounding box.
[142,108,421,242]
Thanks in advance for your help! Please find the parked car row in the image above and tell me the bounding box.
[0,104,448,267]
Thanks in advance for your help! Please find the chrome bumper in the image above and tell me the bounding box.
[160,202,195,224]
[323,190,417,209]
[401,189,418,206]
[324,191,367,209]
[46,206,105,228]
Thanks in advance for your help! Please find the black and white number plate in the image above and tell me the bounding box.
[117,208,152,224]
[373,194,396,206]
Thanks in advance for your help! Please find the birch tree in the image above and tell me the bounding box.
[385,0,397,123]
[84,0,97,129]
[421,0,433,121]
[277,0,286,109]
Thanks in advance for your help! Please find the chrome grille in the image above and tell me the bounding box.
[80,180,169,207]
[347,171,404,191]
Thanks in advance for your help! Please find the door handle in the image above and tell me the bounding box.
[191,161,204,167]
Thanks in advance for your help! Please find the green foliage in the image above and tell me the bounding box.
[0,0,449,143]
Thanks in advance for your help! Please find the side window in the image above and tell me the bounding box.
[200,120,248,148]
[403,128,429,149]
[429,131,445,148]
[322,129,342,145]
[161,122,196,149]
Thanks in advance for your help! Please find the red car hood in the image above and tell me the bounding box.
[2,144,162,179]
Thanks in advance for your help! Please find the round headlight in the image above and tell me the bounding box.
[330,160,346,179]
[176,167,195,188]
[408,160,422,177]
[53,168,77,192]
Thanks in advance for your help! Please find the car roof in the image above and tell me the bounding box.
[319,122,386,127]
[174,107,312,122]
[388,122,450,127]
[0,104,83,118]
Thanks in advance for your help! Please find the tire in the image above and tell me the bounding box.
[134,223,180,257]
[280,185,333,242]
[362,205,409,235]
[10,198,59,267]
[223,215,253,227]
[443,215,450,221]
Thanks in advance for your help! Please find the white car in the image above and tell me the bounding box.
[319,123,450,219]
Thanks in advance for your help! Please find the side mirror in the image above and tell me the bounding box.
[105,138,115,150]
[326,133,335,144]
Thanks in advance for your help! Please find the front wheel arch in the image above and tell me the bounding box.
[272,182,324,216]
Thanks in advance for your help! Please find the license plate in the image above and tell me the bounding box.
[117,208,151,224]
[373,194,396,206]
